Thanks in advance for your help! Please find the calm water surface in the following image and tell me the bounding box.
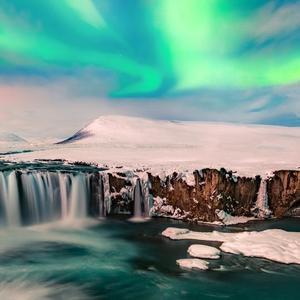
[0,217,299,300]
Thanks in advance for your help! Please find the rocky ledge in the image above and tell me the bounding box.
[0,161,299,224]
[108,168,300,223]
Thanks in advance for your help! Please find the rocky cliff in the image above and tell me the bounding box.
[267,170,300,217]
[108,168,300,223]
[147,169,260,222]
[0,161,299,224]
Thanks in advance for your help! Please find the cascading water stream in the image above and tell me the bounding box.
[133,179,143,218]
[102,173,111,216]
[58,172,69,219]
[0,168,151,227]
[68,173,89,220]
[0,171,21,227]
[254,178,271,218]
[98,175,105,217]
[0,170,98,227]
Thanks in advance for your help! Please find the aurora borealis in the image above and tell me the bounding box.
[0,0,300,135]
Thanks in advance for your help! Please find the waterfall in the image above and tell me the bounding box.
[0,167,153,227]
[133,179,143,218]
[141,175,152,217]
[0,171,21,227]
[0,170,96,227]
[255,179,271,218]
[58,172,69,219]
[20,171,61,224]
[68,173,89,220]
[102,173,111,215]
[98,175,105,217]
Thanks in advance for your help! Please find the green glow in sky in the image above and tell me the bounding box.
[0,0,299,96]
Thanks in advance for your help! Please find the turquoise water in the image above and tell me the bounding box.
[0,217,299,300]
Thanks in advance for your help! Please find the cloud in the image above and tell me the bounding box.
[250,1,300,41]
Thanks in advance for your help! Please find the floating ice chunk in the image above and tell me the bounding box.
[162,227,300,265]
[219,229,300,265]
[162,227,190,239]
[188,244,221,259]
[162,227,229,241]
[176,258,209,270]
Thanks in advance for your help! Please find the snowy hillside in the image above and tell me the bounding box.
[59,115,211,145]
[3,115,300,177]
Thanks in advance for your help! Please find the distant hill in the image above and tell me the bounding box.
[0,132,28,144]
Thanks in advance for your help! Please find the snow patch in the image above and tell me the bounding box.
[216,209,255,225]
[176,172,195,186]
[162,227,300,265]
[150,197,188,220]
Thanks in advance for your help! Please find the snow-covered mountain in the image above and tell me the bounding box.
[58,115,200,145]
[5,115,300,177]
[58,114,300,147]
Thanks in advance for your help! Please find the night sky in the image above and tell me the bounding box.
[0,0,299,137]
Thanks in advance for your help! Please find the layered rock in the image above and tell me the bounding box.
[267,170,300,217]
[146,169,260,222]
[108,168,300,222]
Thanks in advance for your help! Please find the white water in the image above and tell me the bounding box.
[102,172,111,216]
[58,172,69,219]
[0,169,154,227]
[0,171,21,227]
[255,179,271,218]
[133,178,150,219]
[0,171,95,227]
[68,173,89,220]
[98,174,105,217]
[133,179,143,218]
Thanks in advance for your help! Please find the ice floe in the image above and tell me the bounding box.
[188,244,221,259]
[176,258,209,270]
[162,227,300,265]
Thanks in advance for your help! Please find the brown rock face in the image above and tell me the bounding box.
[67,168,300,222]
[267,170,300,217]
[108,173,133,214]
[148,168,260,222]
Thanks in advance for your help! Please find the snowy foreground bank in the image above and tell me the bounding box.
[162,227,300,269]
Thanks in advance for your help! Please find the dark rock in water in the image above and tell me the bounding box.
[267,170,300,217]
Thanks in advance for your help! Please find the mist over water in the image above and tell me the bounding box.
[0,217,299,300]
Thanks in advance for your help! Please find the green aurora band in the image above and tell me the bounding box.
[0,0,299,97]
